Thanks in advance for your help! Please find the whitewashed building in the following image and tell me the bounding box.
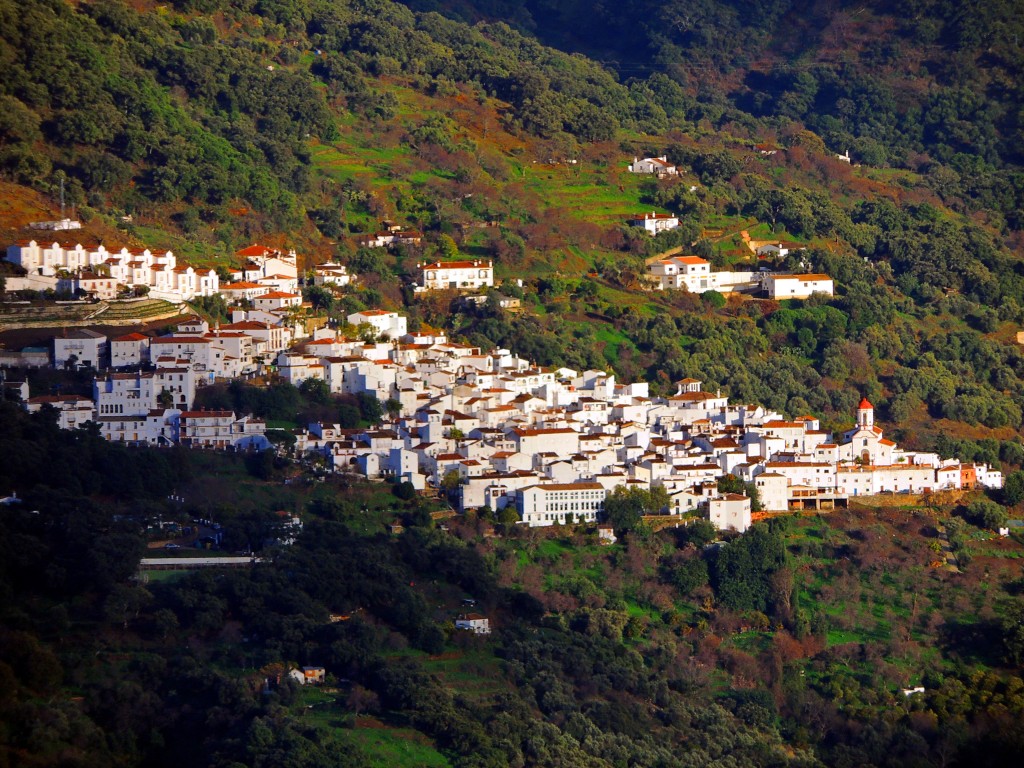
[347,309,407,340]
[627,156,677,176]
[764,273,834,300]
[417,260,494,292]
[627,212,680,235]
[54,330,106,369]
[516,482,607,527]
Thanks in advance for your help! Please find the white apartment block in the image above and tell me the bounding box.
[179,410,268,449]
[6,240,218,303]
[516,482,607,527]
[94,367,196,416]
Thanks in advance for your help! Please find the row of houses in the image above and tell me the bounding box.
[254,312,1001,532]
[647,254,834,300]
[6,240,220,302]
[5,234,499,303]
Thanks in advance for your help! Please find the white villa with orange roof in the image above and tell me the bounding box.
[648,255,760,293]
[347,309,407,339]
[627,156,678,176]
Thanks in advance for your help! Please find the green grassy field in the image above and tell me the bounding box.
[336,728,452,768]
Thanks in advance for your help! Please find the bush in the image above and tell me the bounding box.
[961,499,1008,531]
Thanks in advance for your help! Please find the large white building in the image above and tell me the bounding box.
[647,256,757,294]
[516,482,607,527]
[417,260,494,292]
[94,367,197,415]
[648,257,831,299]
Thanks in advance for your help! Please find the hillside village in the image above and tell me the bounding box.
[7,299,1002,535]
[0,200,994,536]
[0,161,989,537]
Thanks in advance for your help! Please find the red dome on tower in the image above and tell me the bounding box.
[858,397,873,410]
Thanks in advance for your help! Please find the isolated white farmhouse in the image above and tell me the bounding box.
[628,156,678,176]
[627,212,680,235]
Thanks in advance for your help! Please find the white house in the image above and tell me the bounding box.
[110,333,150,368]
[417,260,494,292]
[646,256,760,295]
[455,614,491,635]
[753,472,789,512]
[54,330,107,369]
[24,395,95,430]
[516,482,607,527]
[764,274,834,300]
[627,212,680,235]
[627,156,677,176]
[57,272,119,300]
[708,493,752,533]
[253,291,302,312]
[179,410,268,449]
[312,262,352,287]
[346,309,407,340]
[219,281,270,303]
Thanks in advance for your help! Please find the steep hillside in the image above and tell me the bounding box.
[3,0,1024,457]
